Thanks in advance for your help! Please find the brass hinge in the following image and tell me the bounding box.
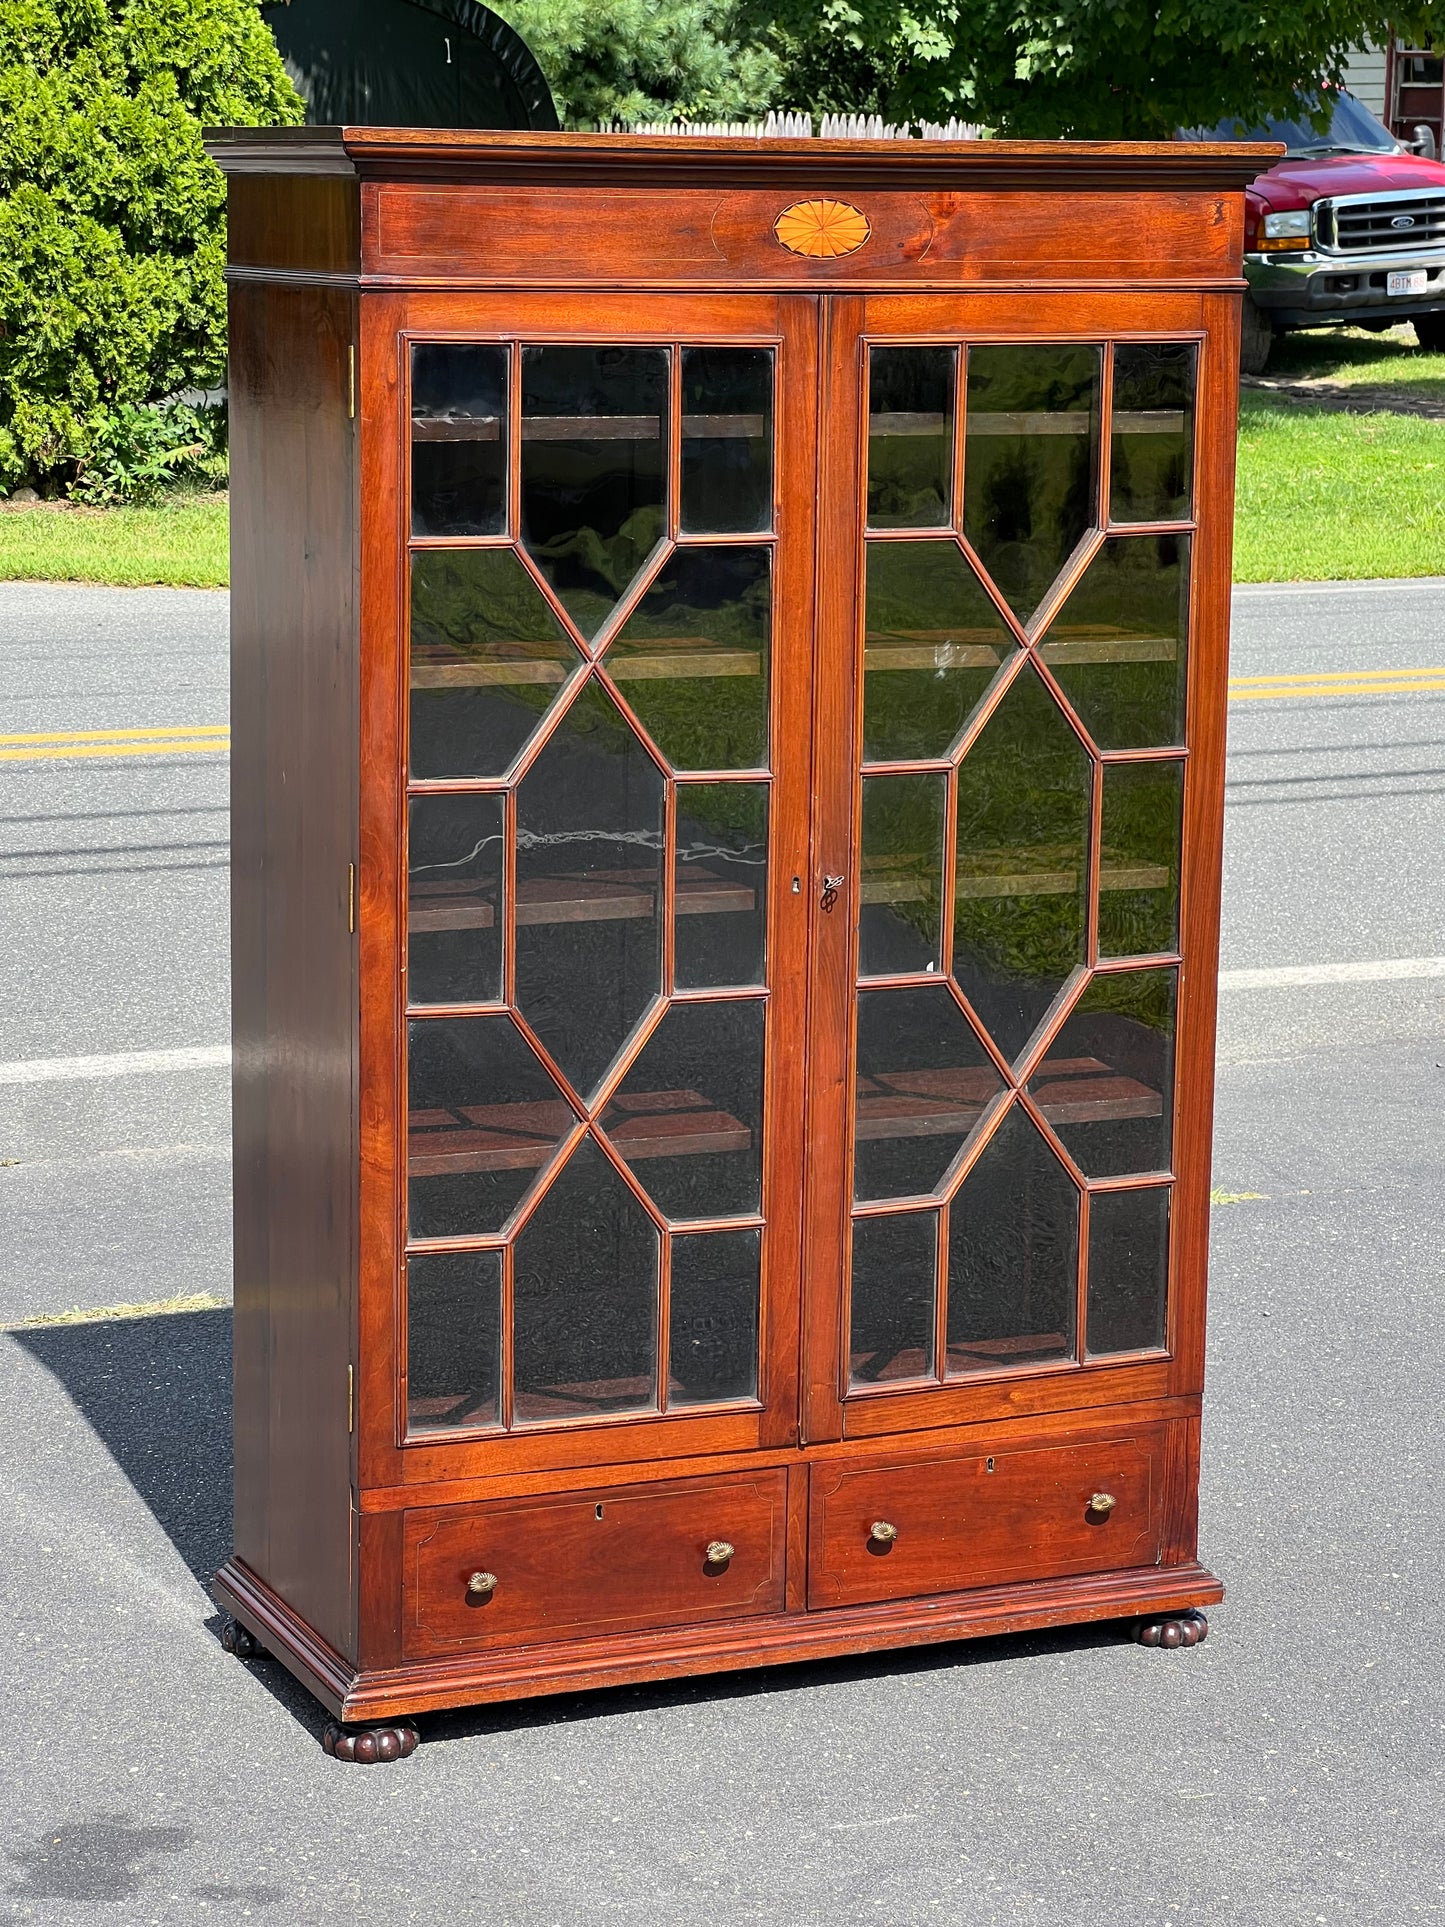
[348,343,356,420]
[347,862,356,934]
[348,1363,354,1433]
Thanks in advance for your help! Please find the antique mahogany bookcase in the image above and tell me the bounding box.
[208,126,1273,1758]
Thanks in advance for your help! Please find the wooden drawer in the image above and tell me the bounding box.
[808,1432,1164,1610]
[403,1471,787,1658]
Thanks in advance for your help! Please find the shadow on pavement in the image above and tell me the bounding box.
[12,1307,232,1590]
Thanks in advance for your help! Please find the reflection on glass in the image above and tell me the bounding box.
[408,792,504,1006]
[607,547,771,771]
[860,773,945,977]
[520,345,667,639]
[513,1135,659,1420]
[681,348,773,534]
[1028,968,1177,1178]
[849,1211,937,1385]
[603,998,763,1221]
[963,344,1101,624]
[1087,1185,1169,1355]
[854,984,1003,1202]
[1099,761,1184,958]
[946,1103,1078,1373]
[670,1227,760,1405]
[952,661,1092,1063]
[1038,534,1190,750]
[406,1249,502,1433]
[868,346,955,529]
[407,1014,575,1239]
[1111,344,1196,524]
[411,342,507,538]
[863,540,1016,763]
[675,782,768,990]
[514,679,665,1099]
[409,549,582,780]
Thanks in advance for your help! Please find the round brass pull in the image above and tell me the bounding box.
[466,1570,498,1596]
[705,1540,735,1565]
[1088,1493,1116,1515]
[869,1520,898,1545]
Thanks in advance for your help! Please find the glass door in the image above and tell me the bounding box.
[806,296,1204,1440]
[395,295,815,1472]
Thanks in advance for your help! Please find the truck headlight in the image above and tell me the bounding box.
[1260,210,1311,251]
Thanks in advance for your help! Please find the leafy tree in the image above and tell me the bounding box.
[751,0,1444,139]
[492,0,780,126]
[0,0,301,494]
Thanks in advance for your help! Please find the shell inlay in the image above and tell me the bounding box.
[773,199,871,259]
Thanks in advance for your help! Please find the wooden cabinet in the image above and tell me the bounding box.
[209,126,1270,1744]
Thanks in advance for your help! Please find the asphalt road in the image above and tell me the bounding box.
[1,578,1443,1924]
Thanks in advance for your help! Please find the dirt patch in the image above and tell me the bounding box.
[1242,375,1445,420]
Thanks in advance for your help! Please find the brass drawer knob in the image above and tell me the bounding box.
[705,1540,735,1565]
[466,1570,498,1596]
[1088,1493,1116,1515]
[869,1520,898,1545]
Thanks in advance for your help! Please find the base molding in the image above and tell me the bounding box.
[214,1555,1223,1724]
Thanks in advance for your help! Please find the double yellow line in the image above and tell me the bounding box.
[0,725,230,763]
[1229,666,1445,702]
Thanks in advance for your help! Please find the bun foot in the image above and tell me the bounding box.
[1133,1608,1208,1649]
[220,1615,270,1661]
[323,1720,420,1764]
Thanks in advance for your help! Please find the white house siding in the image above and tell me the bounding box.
[1342,43,1389,117]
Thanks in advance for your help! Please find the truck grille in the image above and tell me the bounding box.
[1315,192,1445,253]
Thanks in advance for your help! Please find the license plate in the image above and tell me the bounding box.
[1388,270,1428,296]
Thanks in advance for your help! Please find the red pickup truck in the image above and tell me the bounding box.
[1190,88,1445,371]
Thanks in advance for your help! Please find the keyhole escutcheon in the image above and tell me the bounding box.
[821,873,845,913]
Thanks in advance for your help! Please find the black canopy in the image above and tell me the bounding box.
[263,0,559,130]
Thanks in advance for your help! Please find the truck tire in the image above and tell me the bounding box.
[1240,294,1274,375]
[1413,313,1445,353]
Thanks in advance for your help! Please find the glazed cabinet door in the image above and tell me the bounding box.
[362,293,818,1482]
[803,291,1234,1442]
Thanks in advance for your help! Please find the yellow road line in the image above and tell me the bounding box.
[0,723,230,763]
[1229,666,1445,686]
[0,740,230,762]
[1230,674,1445,700]
[0,725,230,746]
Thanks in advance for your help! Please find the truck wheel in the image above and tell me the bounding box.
[1413,313,1445,353]
[1240,295,1274,375]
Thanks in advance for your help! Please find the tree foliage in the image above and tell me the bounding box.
[0,0,301,494]
[492,0,780,126]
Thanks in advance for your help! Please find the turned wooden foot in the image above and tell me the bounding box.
[1133,1607,1208,1649]
[323,1720,420,1764]
[220,1615,270,1661]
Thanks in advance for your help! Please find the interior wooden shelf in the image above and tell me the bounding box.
[410,867,755,932]
[855,1055,1161,1141]
[411,412,768,444]
[851,1331,1071,1385]
[868,410,1185,438]
[863,863,1170,905]
[408,1088,751,1177]
[410,647,762,687]
[864,631,1178,669]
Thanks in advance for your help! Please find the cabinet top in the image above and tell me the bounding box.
[205,126,1280,194]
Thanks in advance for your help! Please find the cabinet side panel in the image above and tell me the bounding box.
[230,277,359,1660]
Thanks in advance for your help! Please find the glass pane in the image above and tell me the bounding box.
[854,984,1003,1202]
[406,1249,501,1433]
[411,343,507,538]
[603,998,764,1222]
[407,792,504,1006]
[513,1136,659,1421]
[1087,1186,1169,1356]
[963,344,1101,625]
[606,547,770,772]
[863,540,1016,763]
[860,773,945,977]
[669,1227,760,1405]
[408,1014,575,1239]
[849,1211,937,1386]
[1038,534,1190,750]
[514,678,665,1100]
[953,661,1092,1063]
[681,348,773,535]
[1027,968,1177,1178]
[1099,761,1184,959]
[1111,344,1196,524]
[868,346,954,529]
[520,345,667,640]
[409,550,583,781]
[946,1103,1078,1373]
[675,782,768,990]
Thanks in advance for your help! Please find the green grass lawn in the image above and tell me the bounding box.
[0,492,228,588]
[0,326,1441,588]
